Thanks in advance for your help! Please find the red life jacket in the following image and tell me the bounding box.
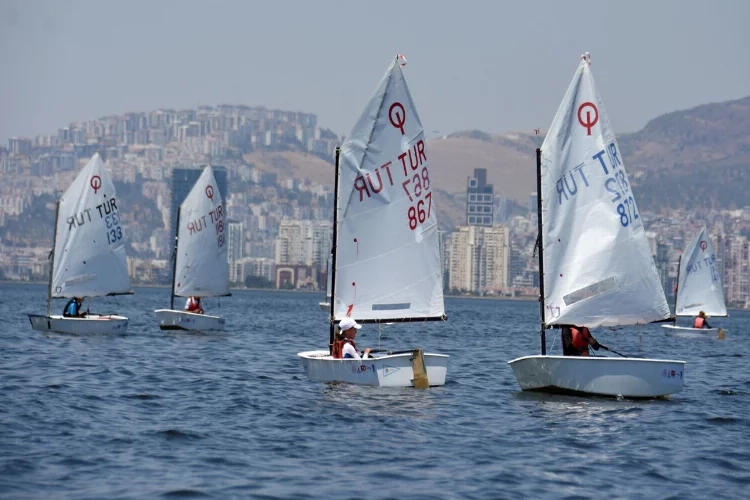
[186,297,201,312]
[693,316,706,328]
[571,326,591,349]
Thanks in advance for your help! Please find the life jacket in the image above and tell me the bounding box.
[693,316,706,329]
[186,297,201,312]
[571,326,591,349]
[63,298,78,317]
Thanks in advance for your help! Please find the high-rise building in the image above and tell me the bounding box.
[655,239,670,298]
[466,168,494,226]
[275,219,332,268]
[724,234,749,306]
[448,225,511,293]
[227,221,245,283]
[8,137,32,157]
[528,192,538,214]
[169,166,228,247]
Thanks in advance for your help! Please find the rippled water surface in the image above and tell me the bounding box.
[1,284,749,498]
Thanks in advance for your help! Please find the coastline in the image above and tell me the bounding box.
[1,280,538,301]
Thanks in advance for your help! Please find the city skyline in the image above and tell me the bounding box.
[2,0,749,144]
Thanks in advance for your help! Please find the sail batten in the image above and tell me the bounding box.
[333,57,445,322]
[675,227,727,317]
[173,166,230,298]
[51,153,131,298]
[540,57,670,328]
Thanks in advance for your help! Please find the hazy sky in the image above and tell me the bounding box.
[1,0,748,144]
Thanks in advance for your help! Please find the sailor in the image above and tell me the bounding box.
[63,297,85,318]
[339,318,371,360]
[692,311,711,329]
[561,325,600,356]
[185,296,204,314]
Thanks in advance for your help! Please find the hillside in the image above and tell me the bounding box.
[249,95,750,213]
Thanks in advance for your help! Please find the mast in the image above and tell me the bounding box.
[170,207,181,310]
[535,148,547,355]
[673,254,681,325]
[46,201,61,317]
[328,147,341,353]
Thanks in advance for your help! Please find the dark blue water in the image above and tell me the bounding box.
[1,283,748,499]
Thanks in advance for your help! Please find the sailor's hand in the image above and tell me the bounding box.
[591,340,600,350]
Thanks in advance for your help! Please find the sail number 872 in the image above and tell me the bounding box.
[402,167,432,231]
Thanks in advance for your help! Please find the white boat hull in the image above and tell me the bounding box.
[508,355,685,398]
[662,324,725,339]
[28,314,128,335]
[154,309,226,331]
[297,350,448,387]
[318,301,330,312]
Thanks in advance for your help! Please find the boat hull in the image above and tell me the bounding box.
[154,309,226,331]
[508,355,685,398]
[662,324,725,339]
[297,350,448,387]
[318,301,330,312]
[28,314,129,335]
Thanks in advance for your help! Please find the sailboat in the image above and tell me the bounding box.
[155,165,230,331]
[298,55,449,387]
[28,153,131,334]
[662,227,727,338]
[318,252,332,311]
[508,53,686,398]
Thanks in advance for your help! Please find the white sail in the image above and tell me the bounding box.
[675,227,727,317]
[540,57,670,327]
[173,166,230,297]
[51,153,130,298]
[334,57,445,321]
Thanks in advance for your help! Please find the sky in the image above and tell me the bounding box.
[1,0,749,144]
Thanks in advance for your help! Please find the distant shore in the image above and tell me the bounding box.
[1,280,538,301]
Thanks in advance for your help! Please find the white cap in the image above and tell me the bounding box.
[339,318,362,331]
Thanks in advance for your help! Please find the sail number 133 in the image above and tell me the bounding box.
[402,166,432,230]
[105,212,123,244]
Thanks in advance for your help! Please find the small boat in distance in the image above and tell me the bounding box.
[155,165,230,331]
[298,55,449,387]
[662,226,727,339]
[28,153,131,334]
[508,53,685,398]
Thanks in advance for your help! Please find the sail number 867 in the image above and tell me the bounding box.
[402,167,432,231]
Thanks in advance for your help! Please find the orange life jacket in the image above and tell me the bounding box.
[571,326,591,349]
[693,316,705,329]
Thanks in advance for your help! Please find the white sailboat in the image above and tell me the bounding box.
[662,227,727,338]
[298,55,449,387]
[318,252,332,311]
[508,54,686,398]
[155,165,230,331]
[28,153,131,334]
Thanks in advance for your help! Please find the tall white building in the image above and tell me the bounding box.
[448,225,510,293]
[228,221,245,282]
[275,219,332,267]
